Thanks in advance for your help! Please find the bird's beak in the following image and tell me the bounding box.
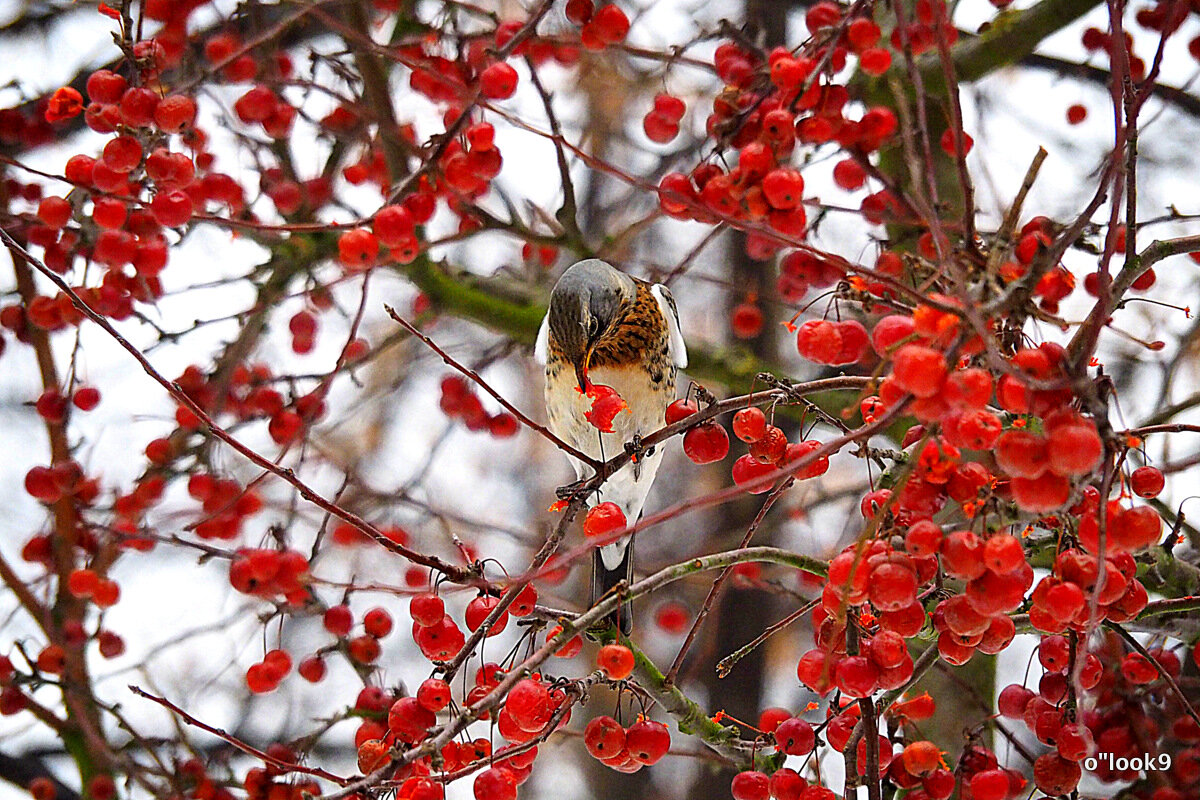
[575,347,593,392]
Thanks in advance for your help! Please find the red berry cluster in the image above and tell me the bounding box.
[24,458,100,507]
[439,375,520,437]
[409,592,465,660]
[245,649,293,694]
[582,714,671,773]
[728,406,830,493]
[794,318,869,366]
[657,11,923,260]
[186,472,265,540]
[242,742,320,800]
[564,0,631,50]
[643,93,687,144]
[228,548,308,602]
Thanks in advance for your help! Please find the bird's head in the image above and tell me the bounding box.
[547,259,636,391]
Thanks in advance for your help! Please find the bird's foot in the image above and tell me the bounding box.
[624,434,654,461]
[555,478,595,503]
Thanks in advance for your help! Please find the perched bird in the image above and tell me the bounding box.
[535,259,687,633]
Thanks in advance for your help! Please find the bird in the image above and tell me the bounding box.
[534,259,687,634]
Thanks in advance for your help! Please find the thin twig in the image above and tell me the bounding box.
[383,304,599,466]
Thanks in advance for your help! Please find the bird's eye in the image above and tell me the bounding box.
[588,317,601,337]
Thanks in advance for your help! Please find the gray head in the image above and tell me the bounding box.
[547,259,636,390]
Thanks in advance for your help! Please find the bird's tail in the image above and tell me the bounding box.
[590,539,634,635]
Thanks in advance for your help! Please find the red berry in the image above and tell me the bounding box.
[901,740,943,776]
[389,696,436,743]
[665,398,698,424]
[939,128,973,156]
[1032,753,1081,796]
[860,47,892,75]
[731,454,776,494]
[416,678,452,712]
[868,563,917,611]
[102,135,143,172]
[730,302,763,339]
[87,69,127,103]
[465,594,509,636]
[596,643,635,679]
[833,159,866,190]
[589,5,630,44]
[762,168,804,210]
[969,769,1010,800]
[1130,465,1164,498]
[298,656,327,682]
[796,319,843,364]
[565,0,594,24]
[891,344,946,397]
[480,62,518,99]
[154,95,197,132]
[982,533,1024,574]
[775,717,815,756]
[324,604,353,636]
[682,422,729,464]
[835,655,878,698]
[1046,423,1102,476]
[373,204,415,246]
[643,112,679,144]
[120,87,160,127]
[509,583,538,616]
[905,520,943,556]
[995,431,1049,479]
[363,607,393,638]
[584,715,625,759]
[1010,473,1070,513]
[473,767,516,800]
[410,594,445,626]
[655,601,689,633]
[338,228,379,269]
[583,502,626,538]
[732,407,767,442]
[150,189,194,227]
[37,197,72,229]
[731,771,770,800]
[505,678,551,732]
[624,719,670,765]
[769,769,806,800]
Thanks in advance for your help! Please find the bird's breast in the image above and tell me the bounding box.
[544,359,675,466]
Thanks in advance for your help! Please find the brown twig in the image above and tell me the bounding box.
[129,687,350,785]
[383,304,600,466]
[663,477,794,688]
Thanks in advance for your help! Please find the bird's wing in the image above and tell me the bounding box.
[650,283,688,369]
[533,311,550,365]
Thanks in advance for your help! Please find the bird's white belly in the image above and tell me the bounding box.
[544,364,672,568]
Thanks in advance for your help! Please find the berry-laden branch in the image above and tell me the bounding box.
[544,396,909,582]
[322,545,821,800]
[128,687,350,786]
[0,228,474,585]
[1101,620,1200,729]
